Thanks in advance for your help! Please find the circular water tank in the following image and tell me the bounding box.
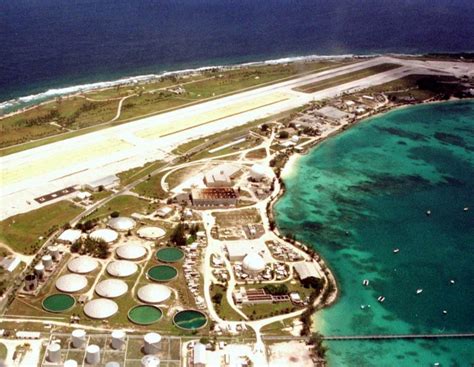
[143,332,161,354]
[137,284,171,304]
[111,330,126,350]
[95,279,128,298]
[48,245,60,261]
[68,256,98,274]
[71,329,86,348]
[242,252,266,275]
[105,363,121,367]
[24,274,38,291]
[56,274,88,293]
[141,355,161,367]
[108,217,136,232]
[84,298,118,319]
[106,260,138,278]
[86,344,101,365]
[89,228,118,243]
[34,263,45,280]
[115,244,147,260]
[64,360,78,367]
[42,254,53,270]
[47,343,61,363]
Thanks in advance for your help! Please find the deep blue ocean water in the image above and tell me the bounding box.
[1,0,474,105]
[275,100,474,366]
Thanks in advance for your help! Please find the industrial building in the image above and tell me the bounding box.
[137,226,166,240]
[57,229,82,244]
[191,188,238,207]
[89,228,119,243]
[203,164,240,188]
[84,174,119,191]
[293,261,322,280]
[56,274,88,293]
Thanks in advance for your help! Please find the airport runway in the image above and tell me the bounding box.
[1,56,472,220]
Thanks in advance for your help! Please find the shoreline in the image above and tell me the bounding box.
[0,53,363,116]
[270,95,474,335]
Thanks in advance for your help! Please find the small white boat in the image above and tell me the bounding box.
[362,279,369,286]
[393,248,400,254]
[450,280,455,285]
[360,305,365,309]
[416,289,423,294]
[426,210,431,216]
[434,363,440,366]
[443,310,448,315]
[377,296,385,303]
[464,207,469,212]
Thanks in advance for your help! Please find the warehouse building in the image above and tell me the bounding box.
[191,188,238,207]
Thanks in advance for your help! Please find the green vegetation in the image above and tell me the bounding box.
[295,63,401,93]
[83,195,151,221]
[210,284,244,321]
[0,60,349,156]
[70,237,110,259]
[132,171,169,199]
[169,223,187,247]
[0,201,83,254]
[263,284,289,295]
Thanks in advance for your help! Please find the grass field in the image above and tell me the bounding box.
[295,63,401,93]
[83,195,152,222]
[0,201,83,254]
[0,343,6,360]
[212,208,262,227]
[0,59,350,156]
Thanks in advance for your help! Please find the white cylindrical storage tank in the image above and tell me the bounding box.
[141,355,160,367]
[47,343,61,363]
[42,254,53,270]
[71,329,86,348]
[143,332,161,354]
[48,245,60,261]
[105,362,121,367]
[111,330,126,350]
[24,274,38,291]
[34,263,45,280]
[86,344,101,365]
[250,163,267,181]
[64,360,78,367]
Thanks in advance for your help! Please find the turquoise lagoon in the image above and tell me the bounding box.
[275,100,474,366]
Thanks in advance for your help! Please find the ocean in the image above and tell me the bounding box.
[1,0,474,112]
[275,100,474,366]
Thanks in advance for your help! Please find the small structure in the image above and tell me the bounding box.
[193,342,207,367]
[141,355,161,367]
[34,263,45,280]
[0,256,21,272]
[191,188,238,207]
[155,206,173,218]
[143,332,161,354]
[293,262,322,280]
[86,344,101,365]
[42,254,53,270]
[24,274,38,291]
[85,174,119,191]
[64,359,78,367]
[46,343,61,363]
[72,329,86,348]
[48,245,61,261]
[57,229,82,244]
[111,330,126,350]
[108,217,136,232]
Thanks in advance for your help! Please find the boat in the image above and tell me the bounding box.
[393,248,400,254]
[464,207,469,212]
[443,310,448,315]
[416,289,423,294]
[450,280,455,285]
[360,305,365,309]
[434,363,440,366]
[426,210,431,216]
[362,279,369,286]
[377,296,385,303]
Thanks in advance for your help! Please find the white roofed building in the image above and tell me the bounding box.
[203,164,240,188]
[107,217,136,232]
[84,174,119,192]
[193,342,207,367]
[57,229,82,244]
[242,252,266,275]
[293,262,322,280]
[90,228,118,243]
